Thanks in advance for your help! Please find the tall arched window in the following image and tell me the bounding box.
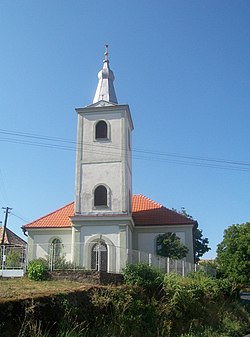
[95,121,108,139]
[51,238,62,257]
[94,185,107,206]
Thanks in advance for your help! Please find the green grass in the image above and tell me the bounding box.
[0,277,93,302]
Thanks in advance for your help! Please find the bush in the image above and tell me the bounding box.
[162,272,250,336]
[27,259,48,281]
[50,255,76,270]
[5,249,20,268]
[122,263,164,290]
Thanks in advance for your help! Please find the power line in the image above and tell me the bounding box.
[0,128,249,172]
[10,212,30,224]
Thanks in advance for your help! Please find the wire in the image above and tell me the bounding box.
[0,128,249,172]
[10,212,30,224]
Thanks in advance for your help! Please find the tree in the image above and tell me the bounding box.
[216,222,250,285]
[194,228,210,263]
[172,207,210,262]
[156,232,189,260]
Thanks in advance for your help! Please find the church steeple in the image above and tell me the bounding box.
[93,45,118,104]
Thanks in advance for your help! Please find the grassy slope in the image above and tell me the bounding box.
[0,277,93,302]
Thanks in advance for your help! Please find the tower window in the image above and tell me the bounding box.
[94,185,108,206]
[95,121,108,139]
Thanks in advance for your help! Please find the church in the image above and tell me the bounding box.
[23,46,197,272]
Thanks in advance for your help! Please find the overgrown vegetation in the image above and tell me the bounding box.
[216,222,250,285]
[122,263,164,290]
[1,265,248,337]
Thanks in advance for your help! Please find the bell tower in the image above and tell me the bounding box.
[74,45,133,217]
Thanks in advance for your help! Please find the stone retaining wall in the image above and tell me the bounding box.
[48,270,123,285]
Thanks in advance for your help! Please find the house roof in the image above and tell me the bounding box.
[23,194,196,230]
[132,195,196,226]
[0,227,26,245]
[24,202,74,229]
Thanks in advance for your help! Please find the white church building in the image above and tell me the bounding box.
[23,46,197,273]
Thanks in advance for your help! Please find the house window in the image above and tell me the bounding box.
[51,238,62,257]
[94,185,108,207]
[95,121,108,139]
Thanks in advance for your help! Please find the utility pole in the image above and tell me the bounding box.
[1,207,12,246]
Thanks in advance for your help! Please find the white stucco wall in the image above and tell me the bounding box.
[81,224,120,247]
[134,226,195,263]
[27,229,72,262]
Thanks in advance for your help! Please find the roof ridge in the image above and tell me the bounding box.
[26,201,74,226]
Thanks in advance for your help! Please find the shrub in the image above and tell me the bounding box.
[122,263,164,290]
[51,255,76,270]
[5,249,20,268]
[27,259,48,281]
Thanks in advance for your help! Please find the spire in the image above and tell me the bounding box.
[93,45,118,104]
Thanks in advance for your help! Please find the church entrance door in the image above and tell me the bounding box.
[91,241,108,271]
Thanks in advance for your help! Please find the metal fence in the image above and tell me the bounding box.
[0,244,27,277]
[26,242,203,277]
[0,243,206,278]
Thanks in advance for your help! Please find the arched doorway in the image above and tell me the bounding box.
[91,241,108,271]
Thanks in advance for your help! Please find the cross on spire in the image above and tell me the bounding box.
[104,44,109,62]
[92,45,118,104]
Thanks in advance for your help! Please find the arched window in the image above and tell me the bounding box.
[95,121,108,139]
[94,185,107,206]
[51,238,62,257]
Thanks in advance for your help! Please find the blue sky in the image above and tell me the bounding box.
[0,0,249,259]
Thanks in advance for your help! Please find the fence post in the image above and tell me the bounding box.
[182,260,185,277]
[1,245,5,275]
[50,244,53,271]
[149,253,152,266]
[24,246,27,273]
[167,257,170,274]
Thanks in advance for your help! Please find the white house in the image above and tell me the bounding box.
[23,46,197,272]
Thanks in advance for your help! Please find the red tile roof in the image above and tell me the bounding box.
[23,195,196,229]
[24,202,74,229]
[0,227,27,245]
[132,195,196,226]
